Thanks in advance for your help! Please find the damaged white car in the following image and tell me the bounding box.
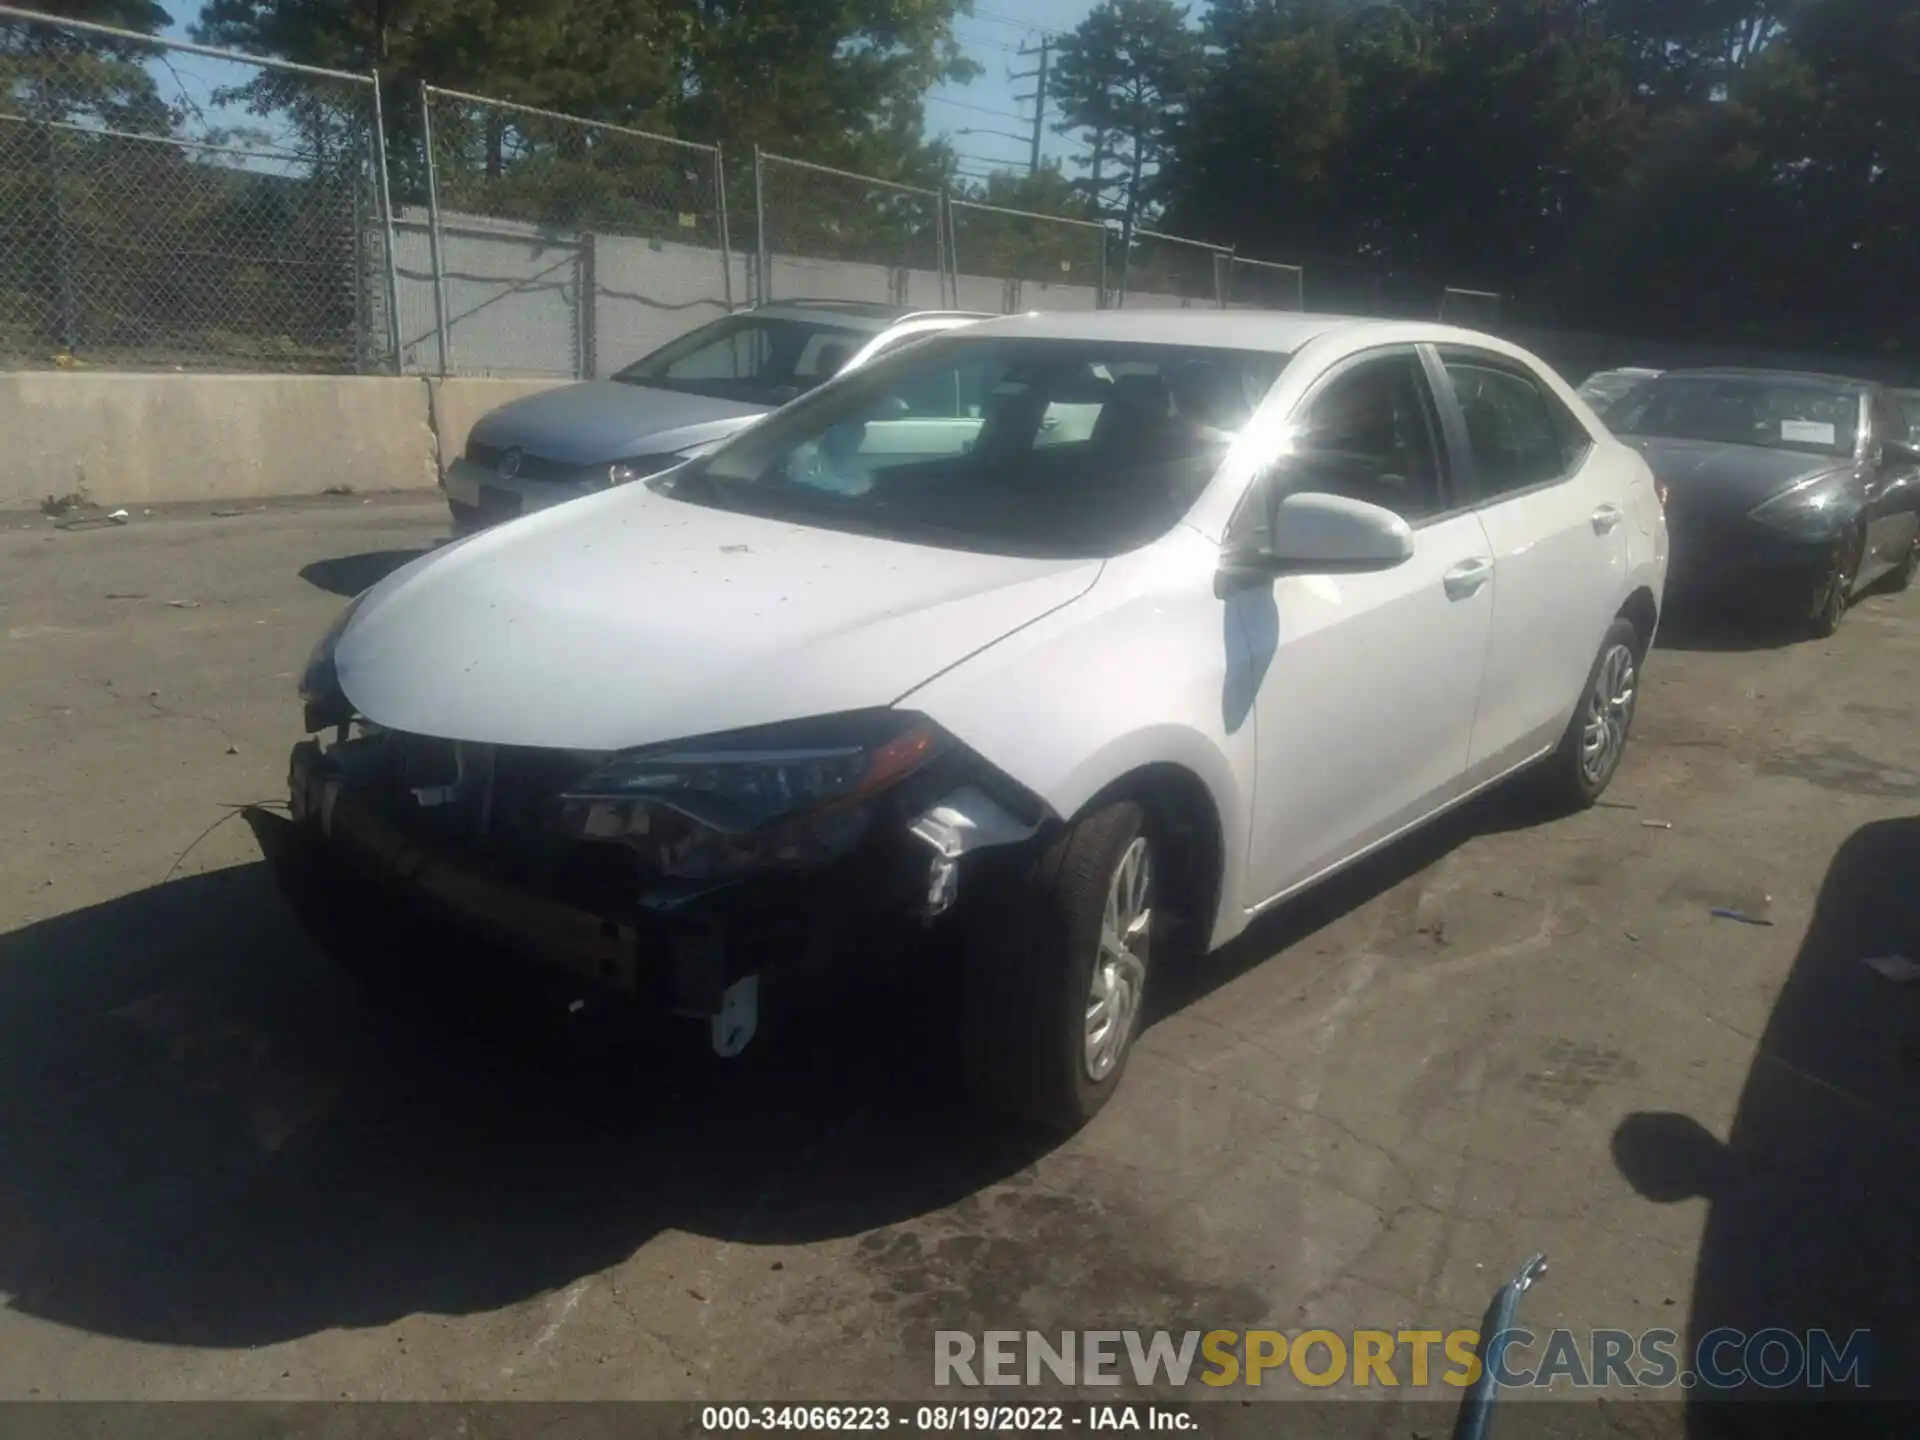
[251,311,1666,1130]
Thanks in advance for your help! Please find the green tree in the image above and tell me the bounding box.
[1052,0,1201,238]
[194,0,977,190]
[2,0,173,129]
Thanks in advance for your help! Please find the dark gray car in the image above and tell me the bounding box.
[444,301,983,532]
[1608,368,1920,634]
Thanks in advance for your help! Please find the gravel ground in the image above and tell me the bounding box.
[1,495,1914,1431]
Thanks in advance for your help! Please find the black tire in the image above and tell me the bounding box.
[1809,527,1862,637]
[1535,617,1643,812]
[961,799,1154,1132]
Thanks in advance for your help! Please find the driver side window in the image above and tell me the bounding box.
[1227,351,1445,549]
[1287,352,1447,520]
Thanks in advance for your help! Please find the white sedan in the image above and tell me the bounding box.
[260,311,1668,1131]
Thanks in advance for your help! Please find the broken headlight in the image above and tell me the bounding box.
[558,710,947,878]
[298,589,368,731]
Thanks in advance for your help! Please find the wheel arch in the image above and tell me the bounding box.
[1617,585,1659,655]
[1069,759,1230,959]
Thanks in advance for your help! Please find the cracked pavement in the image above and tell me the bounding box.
[1,495,1915,1419]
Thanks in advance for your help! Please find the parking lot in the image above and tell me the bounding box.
[1,492,1916,1413]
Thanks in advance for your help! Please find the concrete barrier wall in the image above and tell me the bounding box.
[1,373,574,511]
[2,373,444,511]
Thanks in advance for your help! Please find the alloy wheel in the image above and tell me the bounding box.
[1580,643,1637,786]
[1085,835,1152,1082]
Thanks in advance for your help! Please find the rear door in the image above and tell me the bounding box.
[1241,346,1496,905]
[1430,345,1626,784]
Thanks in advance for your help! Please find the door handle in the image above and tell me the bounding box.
[1443,557,1493,599]
[1591,503,1624,534]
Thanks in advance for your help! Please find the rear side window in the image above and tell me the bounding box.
[1441,352,1592,499]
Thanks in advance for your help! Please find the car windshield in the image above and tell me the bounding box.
[1608,374,1859,458]
[612,314,872,403]
[659,335,1289,558]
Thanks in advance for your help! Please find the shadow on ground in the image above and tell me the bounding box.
[299,549,431,597]
[0,782,1565,1351]
[1652,604,1809,654]
[1613,816,1920,1423]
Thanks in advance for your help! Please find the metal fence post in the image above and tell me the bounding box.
[577,232,596,378]
[419,83,453,376]
[752,145,768,306]
[715,143,734,311]
[935,188,950,309]
[368,72,404,373]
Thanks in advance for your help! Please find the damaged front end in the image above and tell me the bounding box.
[247,700,1048,1056]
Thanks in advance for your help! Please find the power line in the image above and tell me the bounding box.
[925,93,1031,122]
[972,7,1068,37]
[954,27,1021,53]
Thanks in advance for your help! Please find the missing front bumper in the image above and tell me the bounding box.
[249,739,1047,1049]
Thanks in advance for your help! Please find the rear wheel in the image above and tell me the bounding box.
[1535,618,1641,812]
[961,800,1154,1132]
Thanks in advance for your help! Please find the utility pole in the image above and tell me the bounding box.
[1011,37,1050,176]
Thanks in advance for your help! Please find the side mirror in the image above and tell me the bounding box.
[1221,489,1413,590]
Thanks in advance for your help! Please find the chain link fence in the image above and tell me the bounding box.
[0,3,396,373]
[415,85,730,377]
[1227,255,1305,312]
[753,151,946,309]
[1118,228,1230,309]
[947,197,1107,313]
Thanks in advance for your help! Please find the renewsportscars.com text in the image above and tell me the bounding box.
[933,1328,1871,1391]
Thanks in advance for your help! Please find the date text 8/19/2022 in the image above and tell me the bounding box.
[699,1405,1199,1431]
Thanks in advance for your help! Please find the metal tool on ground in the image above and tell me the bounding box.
[1454,1251,1548,1440]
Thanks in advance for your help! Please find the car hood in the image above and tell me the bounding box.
[332,484,1104,751]
[1619,435,1845,516]
[466,382,770,466]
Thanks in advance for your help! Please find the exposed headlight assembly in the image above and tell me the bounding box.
[559,710,947,879]
[1747,470,1856,540]
[298,589,369,731]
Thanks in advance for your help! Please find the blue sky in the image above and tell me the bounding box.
[927,1,1096,180]
[161,0,1098,178]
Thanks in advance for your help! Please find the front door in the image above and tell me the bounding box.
[1241,347,1495,909]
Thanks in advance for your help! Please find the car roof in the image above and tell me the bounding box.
[746,300,995,333]
[1661,366,1874,390]
[935,309,1427,353]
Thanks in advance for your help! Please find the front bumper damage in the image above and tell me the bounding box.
[245,726,1045,1055]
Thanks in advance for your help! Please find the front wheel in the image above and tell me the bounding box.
[1883,526,1920,593]
[961,800,1155,1132]
[1535,618,1641,812]
[1809,527,1862,637]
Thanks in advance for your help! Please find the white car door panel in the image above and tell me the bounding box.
[1434,350,1627,781]
[1237,346,1495,909]
[1243,509,1495,905]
